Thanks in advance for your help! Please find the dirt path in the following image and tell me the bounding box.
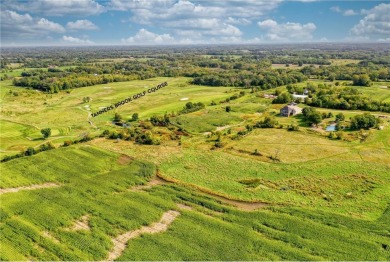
[107,210,180,261]
[215,120,246,132]
[87,114,98,129]
[0,182,60,195]
[130,176,167,191]
[212,195,267,211]
[156,174,268,211]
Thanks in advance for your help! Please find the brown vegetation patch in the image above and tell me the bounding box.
[67,215,90,231]
[281,174,379,199]
[117,154,134,165]
[42,231,60,244]
[213,195,268,211]
[0,182,60,195]
[107,210,180,261]
[130,176,167,191]
[176,203,193,211]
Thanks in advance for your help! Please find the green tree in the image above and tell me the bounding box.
[335,113,345,122]
[308,112,322,126]
[25,147,35,156]
[272,92,292,104]
[302,107,314,118]
[226,106,231,112]
[40,128,51,139]
[352,74,371,87]
[114,113,122,122]
[132,113,139,121]
[350,113,379,130]
[185,102,194,109]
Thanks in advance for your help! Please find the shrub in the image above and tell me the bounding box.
[132,113,139,121]
[150,114,170,126]
[255,116,278,128]
[113,113,122,123]
[41,128,51,139]
[335,113,345,122]
[63,140,73,147]
[287,123,299,131]
[25,147,35,156]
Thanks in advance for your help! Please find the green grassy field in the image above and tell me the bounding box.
[1,147,389,261]
[354,84,390,103]
[1,76,390,260]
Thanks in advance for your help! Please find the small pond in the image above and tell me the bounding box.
[326,124,336,131]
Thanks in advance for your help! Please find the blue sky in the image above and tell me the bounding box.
[1,0,389,46]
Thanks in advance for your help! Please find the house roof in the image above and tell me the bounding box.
[281,105,302,112]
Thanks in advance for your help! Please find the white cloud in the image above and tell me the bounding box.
[62,35,94,44]
[350,3,390,39]
[37,18,65,32]
[330,6,341,13]
[319,37,329,42]
[110,0,175,11]
[122,29,174,44]
[343,9,358,16]
[164,18,242,37]
[8,0,105,16]
[378,38,390,43]
[67,19,98,30]
[113,0,280,25]
[111,0,281,44]
[258,19,316,42]
[1,10,65,41]
[226,17,251,25]
[332,6,359,16]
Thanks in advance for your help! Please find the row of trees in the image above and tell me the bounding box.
[279,83,390,113]
[1,142,54,162]
[13,73,139,93]
[299,64,389,82]
[192,70,307,89]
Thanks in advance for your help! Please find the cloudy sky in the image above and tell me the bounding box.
[1,0,389,46]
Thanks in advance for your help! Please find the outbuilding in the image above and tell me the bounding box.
[280,103,302,117]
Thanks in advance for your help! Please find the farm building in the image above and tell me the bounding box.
[280,103,302,117]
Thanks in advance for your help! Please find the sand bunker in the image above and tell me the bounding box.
[180,97,189,101]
